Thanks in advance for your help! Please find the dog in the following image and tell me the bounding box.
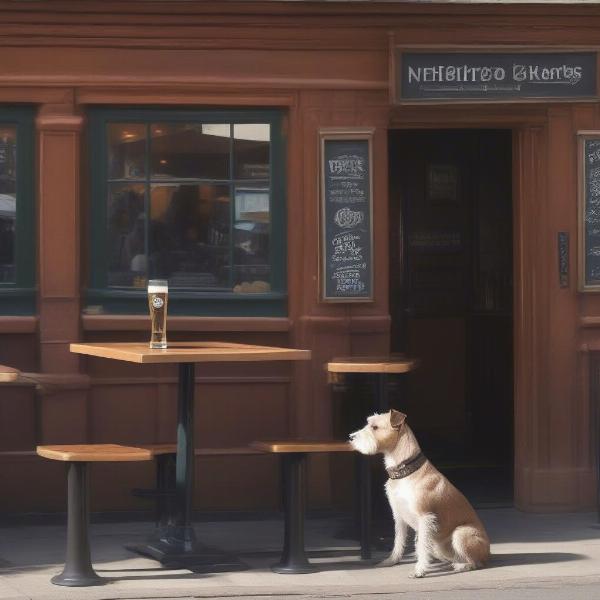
[349,409,490,578]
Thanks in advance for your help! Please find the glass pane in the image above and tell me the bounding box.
[233,184,270,293]
[0,126,17,283]
[107,183,146,288]
[151,123,230,180]
[233,124,270,180]
[149,183,231,289]
[108,123,146,180]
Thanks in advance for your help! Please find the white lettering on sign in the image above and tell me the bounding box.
[408,62,584,87]
[328,154,365,178]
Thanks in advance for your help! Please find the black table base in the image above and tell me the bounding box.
[128,363,245,571]
[127,537,245,572]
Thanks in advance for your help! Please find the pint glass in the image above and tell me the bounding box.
[148,279,168,349]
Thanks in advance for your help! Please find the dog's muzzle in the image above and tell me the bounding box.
[348,428,377,455]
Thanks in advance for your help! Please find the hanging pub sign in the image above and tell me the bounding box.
[320,129,374,302]
[394,49,597,103]
[578,132,600,291]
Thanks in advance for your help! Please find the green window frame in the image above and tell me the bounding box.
[0,107,36,315]
[87,108,287,316]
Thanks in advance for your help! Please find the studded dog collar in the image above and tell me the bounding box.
[386,452,427,480]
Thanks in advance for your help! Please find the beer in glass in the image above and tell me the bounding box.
[148,279,168,349]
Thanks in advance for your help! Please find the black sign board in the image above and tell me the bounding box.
[397,51,597,102]
[320,131,373,302]
[579,135,600,290]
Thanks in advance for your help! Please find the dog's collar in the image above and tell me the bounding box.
[386,452,427,480]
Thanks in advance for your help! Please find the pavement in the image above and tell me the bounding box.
[0,509,599,599]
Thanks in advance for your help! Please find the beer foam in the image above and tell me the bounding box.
[148,284,168,294]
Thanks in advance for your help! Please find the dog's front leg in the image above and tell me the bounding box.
[412,514,437,578]
[378,508,407,567]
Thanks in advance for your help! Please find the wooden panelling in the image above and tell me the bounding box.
[0,1,598,513]
[0,334,37,371]
[90,385,159,444]
[0,387,36,451]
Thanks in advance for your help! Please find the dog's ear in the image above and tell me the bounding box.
[390,409,407,430]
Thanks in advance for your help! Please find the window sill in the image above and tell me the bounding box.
[0,316,38,334]
[81,315,292,333]
[85,289,287,317]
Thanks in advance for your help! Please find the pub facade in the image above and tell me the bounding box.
[1,0,599,514]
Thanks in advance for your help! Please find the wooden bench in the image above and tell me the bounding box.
[250,440,370,574]
[36,444,155,587]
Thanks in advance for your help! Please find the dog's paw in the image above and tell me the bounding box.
[452,562,476,573]
[378,556,401,568]
[411,564,428,578]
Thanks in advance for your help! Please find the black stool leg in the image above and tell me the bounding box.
[356,453,372,559]
[52,462,103,587]
[272,453,315,574]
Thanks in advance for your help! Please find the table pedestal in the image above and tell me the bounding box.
[128,363,245,571]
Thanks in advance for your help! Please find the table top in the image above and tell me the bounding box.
[0,365,20,383]
[327,355,419,374]
[70,341,311,364]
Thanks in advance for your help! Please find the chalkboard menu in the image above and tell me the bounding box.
[320,130,374,301]
[396,51,597,102]
[579,134,600,290]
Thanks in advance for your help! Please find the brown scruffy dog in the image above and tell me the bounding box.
[350,410,490,578]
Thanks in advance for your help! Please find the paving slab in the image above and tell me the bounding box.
[0,509,599,599]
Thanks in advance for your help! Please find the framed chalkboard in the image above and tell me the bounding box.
[394,49,597,103]
[320,129,374,302]
[578,133,600,291]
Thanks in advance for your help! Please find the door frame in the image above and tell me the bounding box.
[388,104,549,510]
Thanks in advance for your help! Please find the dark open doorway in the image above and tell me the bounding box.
[389,129,514,506]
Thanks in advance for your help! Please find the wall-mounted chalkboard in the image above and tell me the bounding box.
[395,50,597,102]
[578,134,600,291]
[320,130,374,302]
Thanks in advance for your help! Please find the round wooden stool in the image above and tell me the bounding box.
[36,444,155,586]
[327,355,419,413]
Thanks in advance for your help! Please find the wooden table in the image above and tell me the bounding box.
[0,364,20,383]
[70,341,311,569]
[327,355,419,412]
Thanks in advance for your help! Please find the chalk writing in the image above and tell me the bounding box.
[322,137,372,299]
[582,138,600,286]
[334,207,364,229]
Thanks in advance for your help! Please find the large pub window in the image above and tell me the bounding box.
[87,109,286,316]
[0,107,35,315]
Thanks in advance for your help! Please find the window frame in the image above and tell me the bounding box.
[87,107,287,316]
[0,107,36,315]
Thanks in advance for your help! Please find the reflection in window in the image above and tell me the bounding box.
[107,183,145,287]
[150,183,230,288]
[0,126,16,283]
[104,121,272,293]
[234,185,270,292]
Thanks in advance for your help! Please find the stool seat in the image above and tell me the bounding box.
[327,355,419,374]
[252,438,369,573]
[250,440,352,453]
[0,364,20,383]
[37,444,155,462]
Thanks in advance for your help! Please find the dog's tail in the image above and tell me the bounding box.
[451,525,491,568]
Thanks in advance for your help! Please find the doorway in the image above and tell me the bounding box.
[389,129,513,506]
